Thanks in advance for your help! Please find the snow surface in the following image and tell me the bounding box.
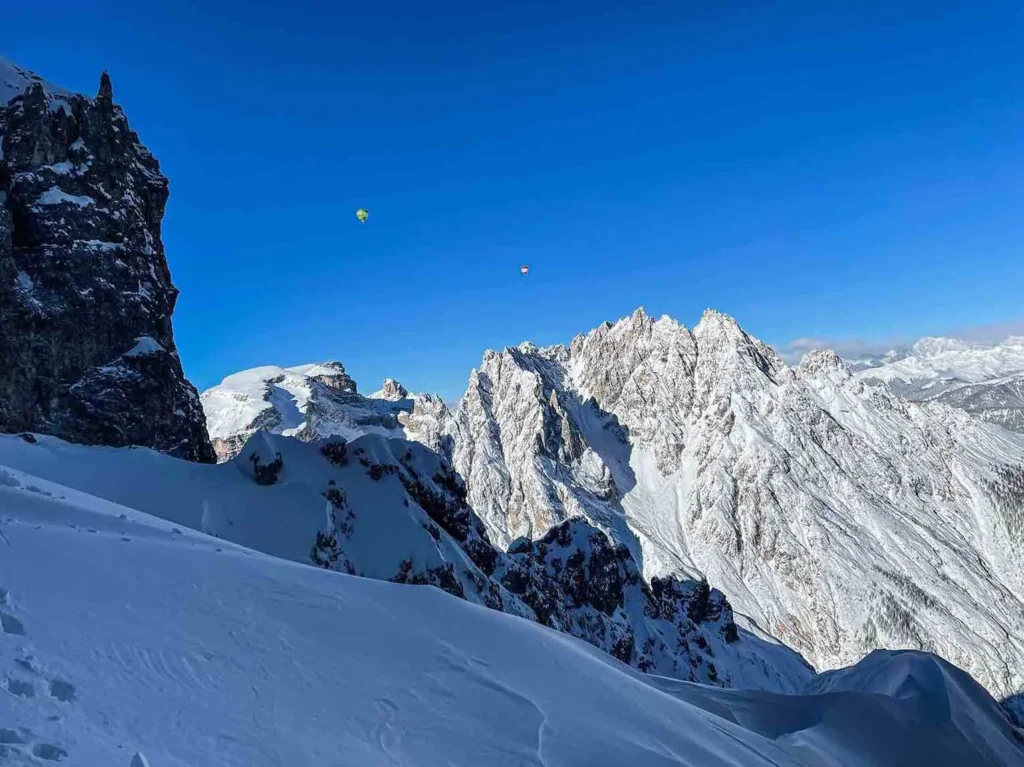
[0,432,812,694]
[121,335,163,358]
[1,443,1022,765]
[35,186,94,208]
[122,336,164,357]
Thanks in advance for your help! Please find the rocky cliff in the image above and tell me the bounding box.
[437,308,1024,708]
[0,58,213,461]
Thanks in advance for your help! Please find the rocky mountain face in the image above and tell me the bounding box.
[309,433,809,691]
[923,374,1024,433]
[0,57,213,461]
[203,308,1024,709]
[851,336,1024,433]
[431,309,1024,710]
[203,309,1024,707]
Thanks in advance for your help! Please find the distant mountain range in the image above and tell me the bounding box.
[846,335,1024,432]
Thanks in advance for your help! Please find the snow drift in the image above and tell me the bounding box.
[1,448,1022,766]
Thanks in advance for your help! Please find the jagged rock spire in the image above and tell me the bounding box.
[98,70,113,101]
[0,57,214,462]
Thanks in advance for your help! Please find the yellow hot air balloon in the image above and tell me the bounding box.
[356,208,369,224]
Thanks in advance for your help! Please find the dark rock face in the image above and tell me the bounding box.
[306,362,357,394]
[0,71,214,462]
[501,518,740,676]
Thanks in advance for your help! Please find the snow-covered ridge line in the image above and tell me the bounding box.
[2,456,1021,765]
[0,54,75,106]
[0,431,812,694]
[202,307,1024,715]
[200,360,445,462]
[419,307,1024,714]
[850,334,1024,388]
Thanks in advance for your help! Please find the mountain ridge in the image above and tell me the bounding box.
[203,306,1024,714]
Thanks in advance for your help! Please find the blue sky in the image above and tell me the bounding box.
[5,1,1024,400]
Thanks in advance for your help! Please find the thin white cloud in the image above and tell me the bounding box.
[775,336,908,365]
[774,318,1024,365]
[948,319,1024,344]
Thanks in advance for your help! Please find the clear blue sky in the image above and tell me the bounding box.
[5,1,1024,400]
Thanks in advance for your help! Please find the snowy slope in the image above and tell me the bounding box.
[0,432,812,694]
[921,373,1024,432]
[0,55,73,106]
[416,308,1024,711]
[1,465,1022,766]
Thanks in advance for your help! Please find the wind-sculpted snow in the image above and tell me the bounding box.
[428,308,1024,711]
[1,461,1022,766]
[0,432,809,694]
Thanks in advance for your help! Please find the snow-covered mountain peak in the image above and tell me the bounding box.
[797,348,853,383]
[287,360,357,393]
[370,378,409,401]
[855,334,1024,399]
[910,336,984,357]
[849,334,1024,432]
[203,308,1024,710]
[202,362,425,461]
[430,309,1024,708]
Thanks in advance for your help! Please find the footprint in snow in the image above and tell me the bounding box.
[0,729,67,762]
[0,727,28,744]
[4,677,35,697]
[0,611,26,636]
[48,679,75,703]
[32,742,68,761]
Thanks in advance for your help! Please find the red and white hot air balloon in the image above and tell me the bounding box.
[520,265,530,275]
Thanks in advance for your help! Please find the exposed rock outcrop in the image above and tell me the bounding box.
[0,58,213,461]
